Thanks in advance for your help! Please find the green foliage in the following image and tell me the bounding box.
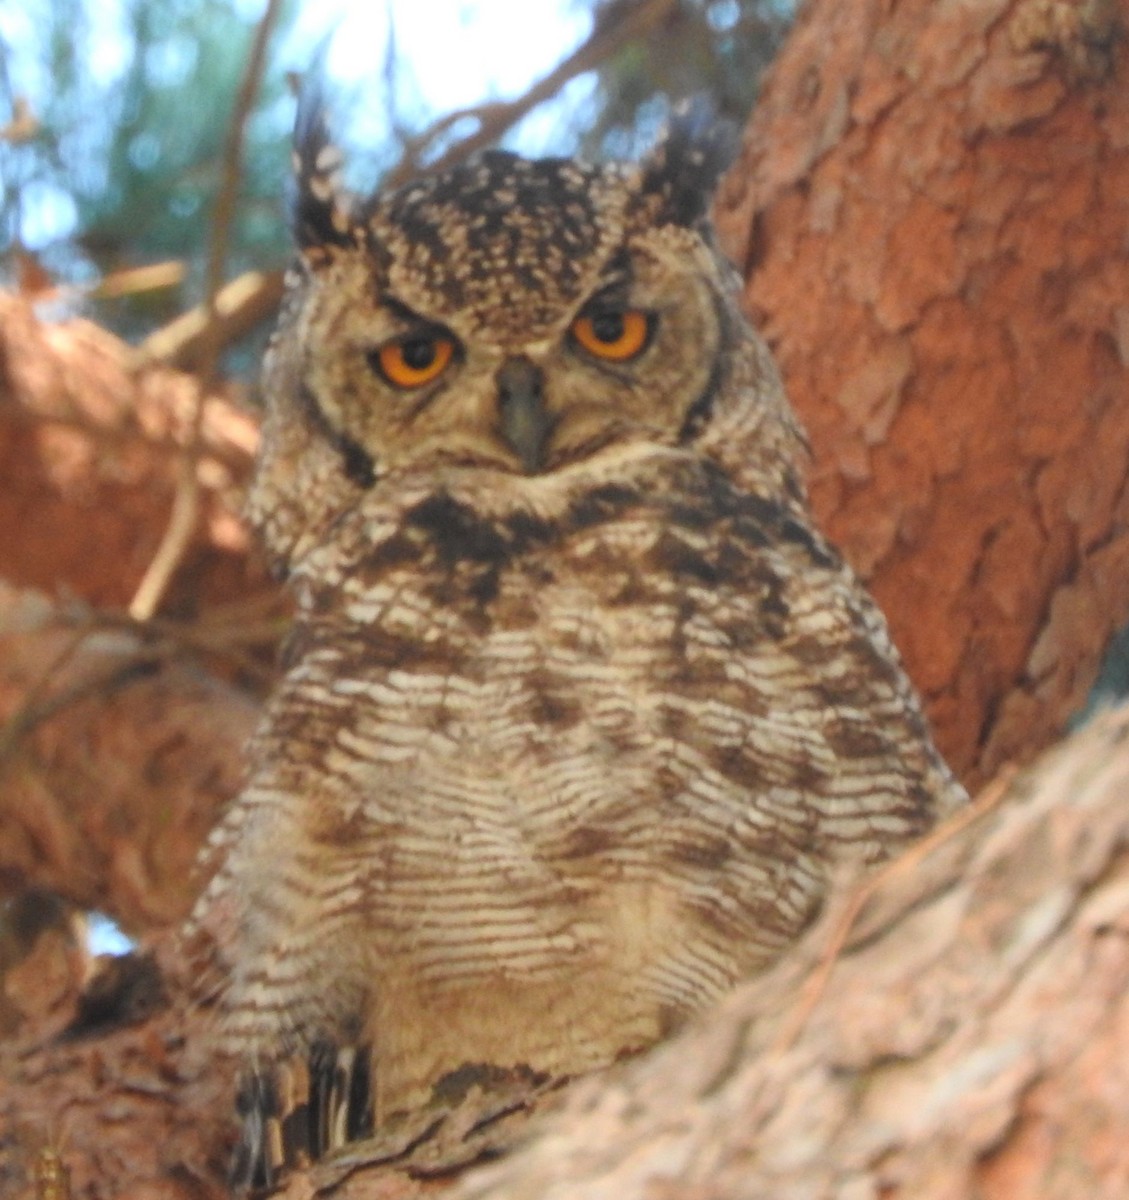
[1,0,296,334]
[576,0,792,157]
[0,0,790,351]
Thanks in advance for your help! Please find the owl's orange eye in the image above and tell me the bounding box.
[570,309,652,362]
[373,334,455,388]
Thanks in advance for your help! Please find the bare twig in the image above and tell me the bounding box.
[0,95,38,144]
[381,0,414,147]
[96,601,288,674]
[88,260,185,300]
[128,0,285,623]
[0,622,97,769]
[0,657,164,777]
[119,0,677,617]
[385,0,678,188]
[131,0,677,386]
[0,596,285,775]
[200,6,285,355]
[132,268,285,370]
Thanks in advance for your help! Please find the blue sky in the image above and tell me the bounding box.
[294,0,598,162]
[0,0,594,254]
[311,0,590,123]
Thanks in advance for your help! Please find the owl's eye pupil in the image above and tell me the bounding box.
[588,312,625,344]
[399,338,437,370]
[372,331,456,388]
[569,307,652,362]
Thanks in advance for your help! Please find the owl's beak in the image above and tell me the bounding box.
[496,356,553,474]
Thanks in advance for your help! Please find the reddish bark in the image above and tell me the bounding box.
[0,295,274,936]
[715,0,1129,787]
[0,991,238,1200]
[446,707,1129,1200]
[3,705,1124,1200]
[0,292,266,615]
[0,582,259,936]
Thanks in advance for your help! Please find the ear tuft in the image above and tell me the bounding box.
[638,97,739,228]
[290,79,353,251]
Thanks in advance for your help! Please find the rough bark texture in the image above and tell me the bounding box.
[0,292,273,942]
[0,982,239,1200]
[0,582,259,937]
[447,706,1129,1200]
[715,0,1129,788]
[0,292,264,614]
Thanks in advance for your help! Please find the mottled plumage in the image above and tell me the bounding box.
[186,98,966,1190]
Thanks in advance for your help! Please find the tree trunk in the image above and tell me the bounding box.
[715,0,1129,789]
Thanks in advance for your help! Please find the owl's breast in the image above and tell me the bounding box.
[279,470,844,958]
[219,463,957,1107]
[286,466,865,849]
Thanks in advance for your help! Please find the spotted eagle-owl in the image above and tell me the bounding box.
[187,97,966,1189]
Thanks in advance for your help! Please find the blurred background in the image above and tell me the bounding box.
[0,0,792,365]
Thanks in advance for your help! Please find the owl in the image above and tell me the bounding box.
[186,96,966,1189]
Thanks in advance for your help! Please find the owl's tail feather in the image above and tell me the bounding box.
[231,1044,374,1192]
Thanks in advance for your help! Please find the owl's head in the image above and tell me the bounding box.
[253,98,802,571]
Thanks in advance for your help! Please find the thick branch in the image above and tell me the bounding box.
[4,702,1124,1198]
[448,709,1129,1200]
[0,583,260,932]
[0,295,274,930]
[0,292,266,611]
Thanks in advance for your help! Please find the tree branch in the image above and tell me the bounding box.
[4,704,1125,1198]
[384,0,678,187]
[128,0,285,622]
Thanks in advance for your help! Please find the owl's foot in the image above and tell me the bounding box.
[231,1042,372,1192]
